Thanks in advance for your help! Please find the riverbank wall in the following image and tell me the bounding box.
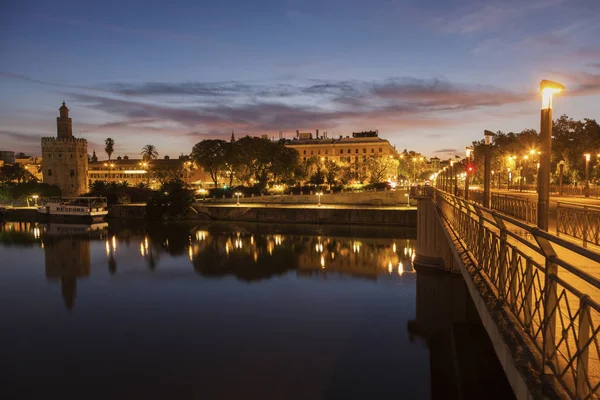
[191,205,416,226]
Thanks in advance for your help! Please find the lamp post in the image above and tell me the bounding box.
[483,130,495,208]
[584,153,591,197]
[235,191,242,206]
[538,79,564,231]
[558,160,565,196]
[316,191,323,207]
[464,147,472,201]
[508,167,512,190]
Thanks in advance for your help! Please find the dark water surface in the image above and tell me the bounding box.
[0,221,507,399]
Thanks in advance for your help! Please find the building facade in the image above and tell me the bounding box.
[88,158,213,189]
[41,102,88,196]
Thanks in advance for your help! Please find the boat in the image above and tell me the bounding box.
[37,197,109,223]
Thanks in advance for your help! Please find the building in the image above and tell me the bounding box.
[285,130,398,161]
[88,157,213,189]
[283,130,399,182]
[0,150,15,165]
[41,103,88,196]
[16,155,43,181]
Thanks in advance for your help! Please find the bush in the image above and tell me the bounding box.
[146,180,194,220]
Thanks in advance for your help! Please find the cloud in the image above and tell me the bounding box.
[434,148,458,153]
[574,47,600,59]
[432,0,566,34]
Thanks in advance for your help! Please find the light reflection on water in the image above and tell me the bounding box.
[0,221,428,399]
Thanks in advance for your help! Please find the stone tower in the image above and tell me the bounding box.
[41,102,88,196]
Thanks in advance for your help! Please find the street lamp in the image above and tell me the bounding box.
[584,153,591,197]
[464,147,473,201]
[32,194,39,207]
[450,160,456,195]
[235,191,242,206]
[538,79,564,231]
[316,191,323,207]
[558,160,565,196]
[483,130,495,207]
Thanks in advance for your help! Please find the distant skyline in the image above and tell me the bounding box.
[1,0,599,159]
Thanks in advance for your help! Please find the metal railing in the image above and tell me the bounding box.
[557,202,600,248]
[491,193,538,225]
[432,188,600,399]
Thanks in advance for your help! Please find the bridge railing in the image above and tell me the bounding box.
[491,192,538,225]
[432,188,600,399]
[557,202,600,248]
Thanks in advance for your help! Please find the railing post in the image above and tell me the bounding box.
[576,295,591,398]
[523,258,533,334]
[583,206,588,248]
[534,233,559,377]
[493,213,508,300]
[475,208,485,266]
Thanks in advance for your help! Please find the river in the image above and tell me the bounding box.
[0,221,512,399]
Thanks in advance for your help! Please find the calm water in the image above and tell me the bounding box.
[0,221,498,399]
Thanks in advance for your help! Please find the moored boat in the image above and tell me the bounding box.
[37,197,108,223]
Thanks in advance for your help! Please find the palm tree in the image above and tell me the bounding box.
[141,144,159,162]
[105,138,115,160]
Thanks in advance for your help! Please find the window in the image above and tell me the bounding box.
[347,149,350,154]
[379,148,382,153]
[339,149,343,154]
[318,150,320,155]
[363,156,366,162]
[58,153,62,158]
[355,149,358,154]
[311,150,314,155]
[48,169,52,176]
[363,148,366,154]
[70,169,75,177]
[325,150,328,155]
[303,150,306,155]
[70,154,73,158]
[371,148,374,154]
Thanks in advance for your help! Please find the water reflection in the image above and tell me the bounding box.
[0,221,416,308]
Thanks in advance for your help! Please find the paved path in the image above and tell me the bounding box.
[195,202,416,211]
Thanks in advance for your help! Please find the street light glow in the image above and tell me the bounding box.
[540,79,564,109]
[585,153,591,162]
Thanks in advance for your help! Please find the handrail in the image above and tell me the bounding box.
[557,201,600,248]
[429,188,600,399]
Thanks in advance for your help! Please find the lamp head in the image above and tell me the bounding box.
[585,153,591,162]
[483,130,495,145]
[540,79,565,109]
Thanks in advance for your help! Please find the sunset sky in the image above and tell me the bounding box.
[1,0,599,159]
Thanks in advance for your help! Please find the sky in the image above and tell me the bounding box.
[1,0,599,159]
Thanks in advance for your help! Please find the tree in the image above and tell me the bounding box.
[323,159,342,185]
[146,179,194,220]
[105,138,115,161]
[367,156,398,183]
[191,139,228,188]
[149,162,190,186]
[141,144,159,161]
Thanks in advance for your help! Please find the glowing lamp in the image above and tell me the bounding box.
[585,153,591,162]
[540,79,565,109]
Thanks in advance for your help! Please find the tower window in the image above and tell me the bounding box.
[48,169,52,176]
[70,169,75,178]
[70,154,73,158]
[58,153,62,158]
